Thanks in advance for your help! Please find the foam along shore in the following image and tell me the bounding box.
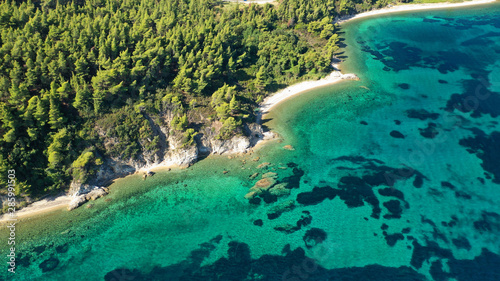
[0,194,72,223]
[258,66,359,120]
[336,0,497,24]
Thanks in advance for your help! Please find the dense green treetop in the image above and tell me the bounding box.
[0,0,394,203]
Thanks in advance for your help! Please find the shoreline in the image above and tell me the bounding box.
[336,0,497,24]
[0,194,72,223]
[257,66,358,121]
[3,0,496,222]
[257,0,497,118]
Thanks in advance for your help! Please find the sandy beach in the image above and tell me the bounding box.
[258,67,358,120]
[0,194,72,223]
[0,163,183,223]
[257,0,497,118]
[336,0,497,24]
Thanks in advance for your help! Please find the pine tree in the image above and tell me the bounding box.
[47,128,69,168]
[24,96,39,126]
[0,104,16,129]
[8,83,29,106]
[227,57,236,78]
[73,82,92,114]
[48,96,64,130]
[255,66,267,90]
[229,94,238,112]
[75,56,89,78]
[25,58,38,88]
[34,94,48,126]
[9,61,23,86]
[57,81,71,100]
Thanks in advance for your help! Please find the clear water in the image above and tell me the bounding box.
[2,3,500,280]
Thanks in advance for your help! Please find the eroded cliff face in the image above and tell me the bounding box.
[0,107,274,213]
[67,113,273,208]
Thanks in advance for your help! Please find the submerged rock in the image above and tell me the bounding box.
[384,232,404,247]
[419,123,439,139]
[283,145,295,151]
[406,109,439,120]
[262,172,277,179]
[246,177,278,200]
[390,130,405,139]
[274,224,297,233]
[254,178,276,190]
[268,183,291,197]
[39,257,59,273]
[398,83,410,89]
[253,219,263,226]
[268,200,295,218]
[303,228,327,249]
[257,162,271,169]
[85,187,108,201]
[296,186,336,205]
[244,191,257,199]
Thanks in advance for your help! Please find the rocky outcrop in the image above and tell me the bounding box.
[67,195,86,211]
[84,187,108,201]
[67,116,272,210]
[196,122,269,155]
[67,185,109,210]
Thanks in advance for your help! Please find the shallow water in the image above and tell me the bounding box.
[2,3,500,280]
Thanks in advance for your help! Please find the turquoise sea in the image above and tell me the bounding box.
[2,3,500,280]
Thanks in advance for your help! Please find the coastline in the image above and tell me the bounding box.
[258,66,358,121]
[257,0,497,117]
[4,0,496,222]
[0,194,72,223]
[336,0,497,24]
